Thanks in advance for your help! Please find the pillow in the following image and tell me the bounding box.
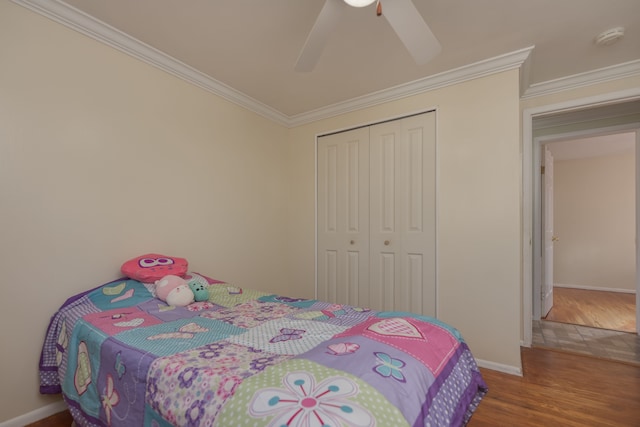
[121,253,188,282]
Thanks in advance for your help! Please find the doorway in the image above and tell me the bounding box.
[539,131,637,334]
[522,92,640,363]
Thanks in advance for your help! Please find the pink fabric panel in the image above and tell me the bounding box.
[334,316,460,376]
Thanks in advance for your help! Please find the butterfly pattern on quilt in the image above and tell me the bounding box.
[101,373,120,426]
[147,322,209,340]
[270,328,306,343]
[325,342,360,356]
[373,352,407,383]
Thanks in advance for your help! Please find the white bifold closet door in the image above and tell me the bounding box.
[317,112,436,317]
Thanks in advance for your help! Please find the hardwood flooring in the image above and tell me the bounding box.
[544,287,636,333]
[27,347,640,427]
[469,347,640,427]
[25,409,72,427]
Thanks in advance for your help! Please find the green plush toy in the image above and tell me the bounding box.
[188,279,209,302]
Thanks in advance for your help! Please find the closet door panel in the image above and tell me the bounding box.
[317,128,370,307]
[370,112,436,316]
[407,253,425,314]
[321,250,338,303]
[370,120,402,311]
[400,113,437,317]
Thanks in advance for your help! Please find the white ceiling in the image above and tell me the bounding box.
[19,0,640,120]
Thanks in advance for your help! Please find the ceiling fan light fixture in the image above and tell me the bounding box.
[595,27,624,46]
[343,0,376,7]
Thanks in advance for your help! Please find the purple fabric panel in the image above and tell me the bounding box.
[96,338,157,426]
[65,395,103,427]
[39,383,61,395]
[39,295,101,393]
[418,344,488,427]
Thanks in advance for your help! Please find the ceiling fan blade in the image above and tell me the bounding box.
[381,0,442,65]
[295,0,346,72]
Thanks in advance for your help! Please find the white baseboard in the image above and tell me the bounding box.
[0,401,68,427]
[554,283,636,294]
[475,358,523,377]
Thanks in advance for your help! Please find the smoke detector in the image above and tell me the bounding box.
[595,27,625,46]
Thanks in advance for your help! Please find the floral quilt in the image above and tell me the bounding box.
[39,273,487,426]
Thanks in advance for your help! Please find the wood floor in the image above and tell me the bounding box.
[27,347,640,427]
[469,347,640,427]
[544,287,636,333]
[25,409,72,427]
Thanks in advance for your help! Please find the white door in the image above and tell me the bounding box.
[542,146,555,317]
[317,127,370,306]
[369,113,437,316]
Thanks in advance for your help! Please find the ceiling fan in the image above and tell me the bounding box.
[295,0,442,72]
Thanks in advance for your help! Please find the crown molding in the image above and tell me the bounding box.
[522,59,640,100]
[11,0,292,127]
[13,0,638,129]
[13,0,537,128]
[288,46,535,127]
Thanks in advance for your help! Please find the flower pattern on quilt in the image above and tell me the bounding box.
[249,355,281,372]
[186,301,216,312]
[198,342,226,359]
[249,371,373,427]
[146,341,291,426]
[178,367,199,388]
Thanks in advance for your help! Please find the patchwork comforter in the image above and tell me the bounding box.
[39,273,487,426]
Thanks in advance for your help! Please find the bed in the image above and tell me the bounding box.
[39,272,487,426]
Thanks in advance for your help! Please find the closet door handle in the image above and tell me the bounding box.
[384,240,390,246]
[350,240,355,245]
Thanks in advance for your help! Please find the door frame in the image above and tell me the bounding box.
[541,144,555,318]
[522,88,640,346]
[532,124,639,321]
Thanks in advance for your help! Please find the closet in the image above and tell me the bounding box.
[317,111,437,317]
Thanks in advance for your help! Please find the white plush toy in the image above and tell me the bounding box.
[155,274,194,307]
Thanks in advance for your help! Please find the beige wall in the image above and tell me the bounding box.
[0,2,289,421]
[287,71,523,372]
[554,151,636,290]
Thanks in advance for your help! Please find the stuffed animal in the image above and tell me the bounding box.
[188,279,209,302]
[155,275,194,307]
